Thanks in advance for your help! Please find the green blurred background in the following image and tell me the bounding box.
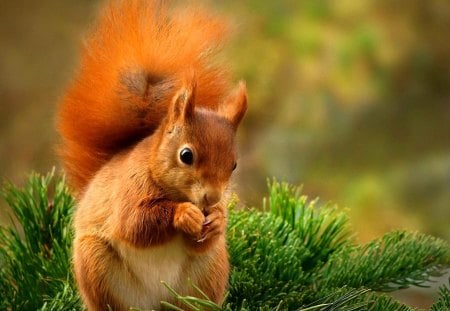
[0,0,449,308]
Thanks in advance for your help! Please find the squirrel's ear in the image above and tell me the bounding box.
[169,79,196,124]
[220,81,247,129]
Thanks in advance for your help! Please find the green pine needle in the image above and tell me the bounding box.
[320,231,450,291]
[0,172,449,310]
[0,170,80,310]
[430,278,450,311]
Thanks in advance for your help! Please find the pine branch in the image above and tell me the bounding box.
[430,278,450,311]
[226,181,354,309]
[319,231,450,291]
[226,180,449,309]
[161,283,372,311]
[0,170,80,310]
[227,209,310,308]
[363,294,414,311]
[265,179,351,267]
[39,281,81,311]
[0,173,448,310]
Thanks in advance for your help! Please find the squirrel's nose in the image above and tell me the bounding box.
[203,189,221,207]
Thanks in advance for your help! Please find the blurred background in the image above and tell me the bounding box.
[0,0,449,308]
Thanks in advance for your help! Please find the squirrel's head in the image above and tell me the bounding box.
[151,79,247,210]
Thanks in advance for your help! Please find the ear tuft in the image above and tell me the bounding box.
[169,78,197,124]
[219,81,247,129]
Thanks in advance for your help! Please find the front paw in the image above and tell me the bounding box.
[173,202,205,239]
[197,209,226,243]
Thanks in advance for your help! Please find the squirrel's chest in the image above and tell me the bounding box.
[126,236,187,280]
[112,235,200,308]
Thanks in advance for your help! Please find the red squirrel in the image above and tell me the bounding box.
[56,1,247,310]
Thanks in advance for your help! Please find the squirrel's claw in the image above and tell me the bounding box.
[197,236,208,243]
[203,218,212,226]
[196,210,225,243]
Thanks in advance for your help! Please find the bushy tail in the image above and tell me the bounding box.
[57,0,231,193]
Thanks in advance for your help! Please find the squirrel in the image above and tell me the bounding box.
[56,1,247,310]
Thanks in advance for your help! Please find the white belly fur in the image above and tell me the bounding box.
[108,235,200,309]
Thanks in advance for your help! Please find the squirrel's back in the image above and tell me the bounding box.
[57,0,232,193]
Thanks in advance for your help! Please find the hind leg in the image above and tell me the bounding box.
[74,235,126,311]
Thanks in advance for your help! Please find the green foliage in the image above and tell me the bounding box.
[320,231,449,291]
[158,180,450,310]
[226,181,352,308]
[0,173,449,310]
[265,181,350,270]
[430,279,450,311]
[0,170,81,310]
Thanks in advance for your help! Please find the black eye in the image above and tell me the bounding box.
[232,162,237,171]
[179,147,194,165]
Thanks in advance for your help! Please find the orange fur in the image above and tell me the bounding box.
[57,1,247,310]
[57,0,232,192]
